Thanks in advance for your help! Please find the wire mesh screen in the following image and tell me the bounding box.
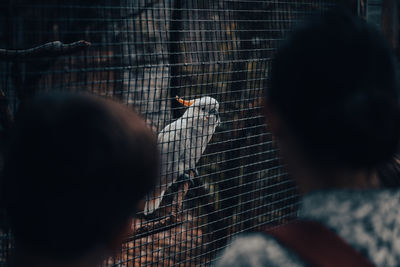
[0,1,335,266]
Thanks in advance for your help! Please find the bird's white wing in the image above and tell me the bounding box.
[144,118,185,215]
[188,117,219,168]
[144,109,220,216]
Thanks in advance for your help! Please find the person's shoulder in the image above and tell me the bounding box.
[214,233,305,267]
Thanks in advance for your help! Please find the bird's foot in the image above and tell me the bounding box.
[190,168,199,177]
[183,172,195,186]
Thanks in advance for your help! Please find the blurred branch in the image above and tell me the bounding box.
[2,40,91,101]
[0,40,91,60]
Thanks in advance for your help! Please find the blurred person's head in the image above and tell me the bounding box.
[264,9,400,193]
[1,93,159,266]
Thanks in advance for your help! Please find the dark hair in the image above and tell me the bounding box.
[378,153,400,188]
[1,93,159,259]
[266,9,400,168]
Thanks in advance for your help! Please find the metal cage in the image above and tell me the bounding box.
[0,1,335,266]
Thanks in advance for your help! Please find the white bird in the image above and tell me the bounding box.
[144,96,221,216]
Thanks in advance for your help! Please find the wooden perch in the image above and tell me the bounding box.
[124,170,225,250]
[126,215,181,241]
[125,172,192,242]
[0,40,91,60]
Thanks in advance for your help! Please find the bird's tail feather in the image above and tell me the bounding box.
[144,190,166,216]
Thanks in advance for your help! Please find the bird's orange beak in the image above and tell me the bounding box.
[176,96,195,107]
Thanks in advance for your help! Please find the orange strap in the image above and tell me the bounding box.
[266,220,375,267]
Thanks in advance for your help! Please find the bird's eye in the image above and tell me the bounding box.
[201,107,206,111]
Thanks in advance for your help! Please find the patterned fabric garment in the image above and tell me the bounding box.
[214,189,400,267]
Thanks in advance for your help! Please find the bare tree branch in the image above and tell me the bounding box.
[0,40,91,60]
